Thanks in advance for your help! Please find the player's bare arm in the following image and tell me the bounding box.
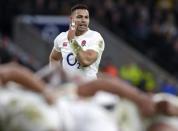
[49,48,62,67]
[77,77,156,116]
[77,49,98,66]
[0,63,46,92]
[0,63,55,104]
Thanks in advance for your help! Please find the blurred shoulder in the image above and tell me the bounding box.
[54,31,68,42]
[87,29,104,40]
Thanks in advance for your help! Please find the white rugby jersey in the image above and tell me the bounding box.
[53,29,105,81]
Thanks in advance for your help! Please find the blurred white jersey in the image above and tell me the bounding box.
[0,84,60,131]
[56,98,119,131]
[53,29,105,81]
[0,83,118,131]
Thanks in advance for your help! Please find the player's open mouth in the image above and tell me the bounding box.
[80,25,86,27]
[79,24,87,28]
[79,26,87,30]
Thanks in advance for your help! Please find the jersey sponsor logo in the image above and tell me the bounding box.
[63,42,67,47]
[81,40,86,46]
[66,53,80,69]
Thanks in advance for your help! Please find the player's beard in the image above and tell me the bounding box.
[77,24,88,33]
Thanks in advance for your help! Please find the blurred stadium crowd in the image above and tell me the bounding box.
[1,0,178,76]
[91,0,178,78]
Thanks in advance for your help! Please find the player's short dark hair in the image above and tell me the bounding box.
[71,4,89,13]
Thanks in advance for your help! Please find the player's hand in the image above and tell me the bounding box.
[67,19,77,41]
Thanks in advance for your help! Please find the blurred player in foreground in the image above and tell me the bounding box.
[49,4,105,81]
[147,93,178,131]
[0,63,178,131]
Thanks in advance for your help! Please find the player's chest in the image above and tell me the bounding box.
[61,38,91,53]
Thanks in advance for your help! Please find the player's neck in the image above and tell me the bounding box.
[75,29,88,36]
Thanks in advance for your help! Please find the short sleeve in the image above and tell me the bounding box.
[53,32,65,52]
[87,33,105,55]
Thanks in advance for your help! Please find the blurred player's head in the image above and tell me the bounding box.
[70,4,89,34]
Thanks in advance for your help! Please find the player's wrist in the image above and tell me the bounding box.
[70,39,75,43]
[70,39,82,55]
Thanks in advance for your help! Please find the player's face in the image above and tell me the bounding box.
[72,9,89,33]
